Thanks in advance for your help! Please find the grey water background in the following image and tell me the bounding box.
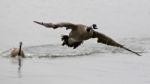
[0,0,150,52]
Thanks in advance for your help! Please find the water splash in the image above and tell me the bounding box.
[1,38,149,58]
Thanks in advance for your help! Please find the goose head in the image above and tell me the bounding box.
[92,24,98,29]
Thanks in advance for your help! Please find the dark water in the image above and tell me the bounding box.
[1,38,149,58]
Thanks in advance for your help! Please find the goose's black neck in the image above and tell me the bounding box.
[18,42,22,56]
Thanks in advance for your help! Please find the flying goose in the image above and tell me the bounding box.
[34,21,141,56]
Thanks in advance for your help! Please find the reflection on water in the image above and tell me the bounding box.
[18,69,22,78]
[0,38,149,58]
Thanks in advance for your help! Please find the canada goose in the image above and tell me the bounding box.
[34,21,141,56]
[10,42,25,58]
[11,42,25,71]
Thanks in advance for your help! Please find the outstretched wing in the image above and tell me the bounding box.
[34,21,76,30]
[92,31,141,56]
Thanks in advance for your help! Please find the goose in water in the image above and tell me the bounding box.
[34,21,141,56]
[11,42,25,58]
[11,42,25,71]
